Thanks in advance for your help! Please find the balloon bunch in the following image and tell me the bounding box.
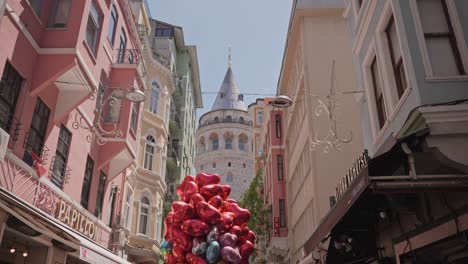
[160,173,256,264]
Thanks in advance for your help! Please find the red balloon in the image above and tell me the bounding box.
[200,184,223,200]
[182,219,210,237]
[226,198,237,204]
[165,253,177,264]
[230,225,248,237]
[171,201,195,225]
[190,193,206,208]
[224,202,251,225]
[164,212,174,241]
[240,240,255,260]
[187,253,208,264]
[239,230,256,244]
[219,212,236,232]
[208,195,224,209]
[171,227,193,252]
[196,201,221,225]
[195,172,221,188]
[172,244,185,258]
[177,175,197,202]
[220,185,232,200]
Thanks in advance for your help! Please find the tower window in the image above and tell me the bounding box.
[228,162,231,167]
[238,94,244,101]
[213,163,216,168]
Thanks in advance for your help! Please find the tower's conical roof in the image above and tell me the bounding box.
[211,65,247,111]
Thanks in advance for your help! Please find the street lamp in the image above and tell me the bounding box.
[270,95,293,108]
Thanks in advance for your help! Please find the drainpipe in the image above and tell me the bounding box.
[401,143,417,180]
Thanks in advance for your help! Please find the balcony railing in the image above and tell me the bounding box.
[199,118,253,128]
[0,151,111,247]
[152,51,171,69]
[114,49,141,65]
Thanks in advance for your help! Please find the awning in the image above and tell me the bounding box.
[0,188,131,264]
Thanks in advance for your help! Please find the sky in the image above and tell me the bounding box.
[148,0,292,117]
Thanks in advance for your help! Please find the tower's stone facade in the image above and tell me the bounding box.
[195,66,255,201]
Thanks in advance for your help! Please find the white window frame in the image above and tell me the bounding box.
[149,89,160,115]
[123,186,133,230]
[374,1,412,121]
[137,195,151,237]
[362,40,391,143]
[144,135,156,171]
[409,0,468,79]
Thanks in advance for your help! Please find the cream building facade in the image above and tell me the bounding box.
[277,1,364,263]
[114,3,174,263]
[195,64,255,201]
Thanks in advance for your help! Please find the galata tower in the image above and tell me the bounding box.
[194,59,254,201]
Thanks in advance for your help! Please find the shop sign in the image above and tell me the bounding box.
[274,217,280,237]
[56,199,97,241]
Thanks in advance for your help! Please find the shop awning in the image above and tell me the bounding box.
[0,188,131,264]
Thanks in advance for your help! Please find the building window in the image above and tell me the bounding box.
[48,0,72,28]
[279,199,286,228]
[226,115,232,122]
[0,62,23,133]
[370,57,387,129]
[385,16,407,98]
[95,171,106,218]
[139,197,150,236]
[27,0,43,16]
[117,29,130,63]
[225,138,233,150]
[239,134,248,151]
[213,163,216,168]
[80,156,94,209]
[275,114,282,138]
[212,139,219,150]
[85,1,102,55]
[95,83,105,112]
[107,5,118,44]
[357,0,363,9]
[214,117,219,123]
[108,186,117,226]
[417,0,465,76]
[228,162,231,167]
[155,27,174,37]
[130,102,139,132]
[257,111,263,125]
[277,155,284,181]
[24,99,50,161]
[124,189,133,229]
[227,174,233,183]
[51,125,72,188]
[243,163,246,168]
[144,135,156,170]
[149,90,159,114]
[238,94,244,101]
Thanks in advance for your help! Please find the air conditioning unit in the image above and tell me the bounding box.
[0,128,10,163]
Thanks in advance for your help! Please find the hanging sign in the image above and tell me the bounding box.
[274,217,280,236]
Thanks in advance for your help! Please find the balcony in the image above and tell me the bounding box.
[0,151,112,247]
[114,49,141,65]
[199,118,253,128]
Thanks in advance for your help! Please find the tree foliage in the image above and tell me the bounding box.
[239,168,271,237]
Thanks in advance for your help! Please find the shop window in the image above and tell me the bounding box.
[80,156,94,209]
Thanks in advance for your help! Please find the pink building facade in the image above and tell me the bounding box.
[0,0,146,263]
[258,103,288,263]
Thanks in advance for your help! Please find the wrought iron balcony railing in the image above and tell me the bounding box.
[199,118,253,128]
[115,49,141,65]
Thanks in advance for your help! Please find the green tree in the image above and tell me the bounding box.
[239,168,271,263]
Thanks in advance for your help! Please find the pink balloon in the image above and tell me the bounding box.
[182,219,211,237]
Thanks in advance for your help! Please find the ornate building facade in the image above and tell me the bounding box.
[195,63,254,201]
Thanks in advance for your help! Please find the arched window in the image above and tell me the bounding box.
[238,94,244,101]
[214,117,219,123]
[139,196,150,235]
[239,134,248,151]
[124,189,133,229]
[225,138,233,150]
[210,133,219,151]
[226,115,232,122]
[149,81,160,114]
[239,117,245,123]
[144,135,156,170]
[227,173,233,183]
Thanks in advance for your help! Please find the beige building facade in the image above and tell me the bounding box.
[277,1,363,263]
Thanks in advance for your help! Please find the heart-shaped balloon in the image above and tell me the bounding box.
[165,252,178,264]
[220,246,241,264]
[164,212,175,241]
[219,212,236,232]
[196,172,221,188]
[171,227,193,252]
[208,195,224,209]
[190,193,206,208]
[182,219,211,237]
[239,230,256,244]
[172,244,185,258]
[220,185,232,200]
[219,232,238,248]
[196,201,221,225]
[192,238,208,256]
[240,240,255,260]
[172,201,195,225]
[200,184,223,200]
[223,203,250,225]
[177,175,198,202]
[187,253,208,264]
[230,225,248,237]
[206,241,221,264]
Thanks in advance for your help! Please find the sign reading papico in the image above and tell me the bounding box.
[56,199,97,240]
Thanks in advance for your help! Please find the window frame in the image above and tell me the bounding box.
[279,199,286,228]
[94,171,106,218]
[149,89,160,114]
[370,57,387,129]
[144,135,156,170]
[123,188,133,230]
[410,0,468,78]
[277,154,284,181]
[130,102,139,132]
[25,98,50,160]
[138,196,151,236]
[0,62,23,133]
[275,114,282,138]
[225,138,233,150]
[85,0,102,55]
[80,156,94,209]
[51,125,72,188]
[107,5,118,45]
[227,174,233,183]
